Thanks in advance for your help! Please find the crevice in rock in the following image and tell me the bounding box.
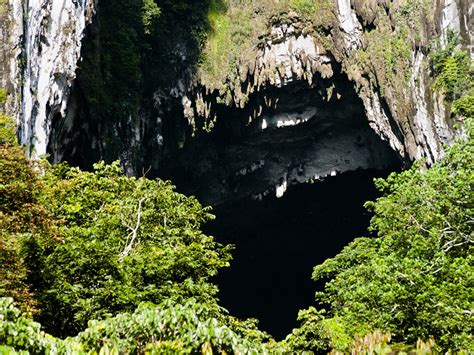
[379,95,409,157]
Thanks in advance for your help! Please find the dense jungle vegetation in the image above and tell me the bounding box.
[1,0,473,353]
[1,108,472,353]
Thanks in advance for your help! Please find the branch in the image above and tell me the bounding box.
[409,214,430,233]
[141,165,152,177]
[119,198,145,262]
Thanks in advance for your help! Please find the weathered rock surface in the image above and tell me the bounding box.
[1,0,471,204]
[331,0,465,164]
[3,0,94,157]
[180,0,470,165]
[154,0,470,204]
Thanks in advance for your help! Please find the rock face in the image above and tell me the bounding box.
[179,0,468,165]
[330,0,455,164]
[1,0,471,204]
[3,0,94,157]
[155,0,470,204]
[160,66,400,205]
[0,0,22,118]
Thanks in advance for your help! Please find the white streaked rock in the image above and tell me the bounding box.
[11,0,94,157]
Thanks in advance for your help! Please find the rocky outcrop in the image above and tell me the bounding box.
[180,0,470,166]
[0,0,22,116]
[331,0,468,164]
[152,0,471,203]
[4,0,94,157]
[2,0,471,204]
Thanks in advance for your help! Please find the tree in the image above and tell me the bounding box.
[29,161,232,336]
[0,117,270,348]
[0,116,58,314]
[430,31,474,118]
[288,119,474,352]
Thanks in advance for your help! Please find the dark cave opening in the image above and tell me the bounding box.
[155,69,404,339]
[205,168,398,340]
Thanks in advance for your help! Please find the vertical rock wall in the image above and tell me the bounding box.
[335,0,471,164]
[4,0,94,157]
[0,0,22,116]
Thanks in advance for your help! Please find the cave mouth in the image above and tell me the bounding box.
[158,68,404,338]
[205,168,399,340]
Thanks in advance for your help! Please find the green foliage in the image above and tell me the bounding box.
[0,297,64,353]
[289,120,474,352]
[0,139,270,349]
[289,0,316,15]
[0,137,56,313]
[142,0,160,35]
[349,12,414,98]
[0,88,6,105]
[344,0,433,110]
[286,307,350,352]
[0,297,85,353]
[452,91,474,118]
[0,114,17,146]
[0,117,267,345]
[201,0,230,84]
[432,51,471,101]
[76,0,210,163]
[77,0,150,162]
[0,297,265,354]
[430,31,474,118]
[288,0,332,21]
[74,299,263,353]
[198,0,334,96]
[383,30,412,83]
[29,161,232,335]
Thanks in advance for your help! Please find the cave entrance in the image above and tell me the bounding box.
[156,64,404,339]
[205,168,398,340]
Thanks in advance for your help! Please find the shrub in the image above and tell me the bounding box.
[0,126,56,314]
[0,297,265,354]
[430,31,474,118]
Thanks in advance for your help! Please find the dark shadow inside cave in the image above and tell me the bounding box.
[205,168,399,340]
[156,65,405,339]
[158,62,406,207]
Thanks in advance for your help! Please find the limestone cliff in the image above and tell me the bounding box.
[181,0,471,164]
[2,0,95,157]
[1,0,472,203]
[160,0,472,203]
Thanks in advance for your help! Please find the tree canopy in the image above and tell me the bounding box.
[2,118,472,353]
[287,119,473,352]
[0,297,267,354]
